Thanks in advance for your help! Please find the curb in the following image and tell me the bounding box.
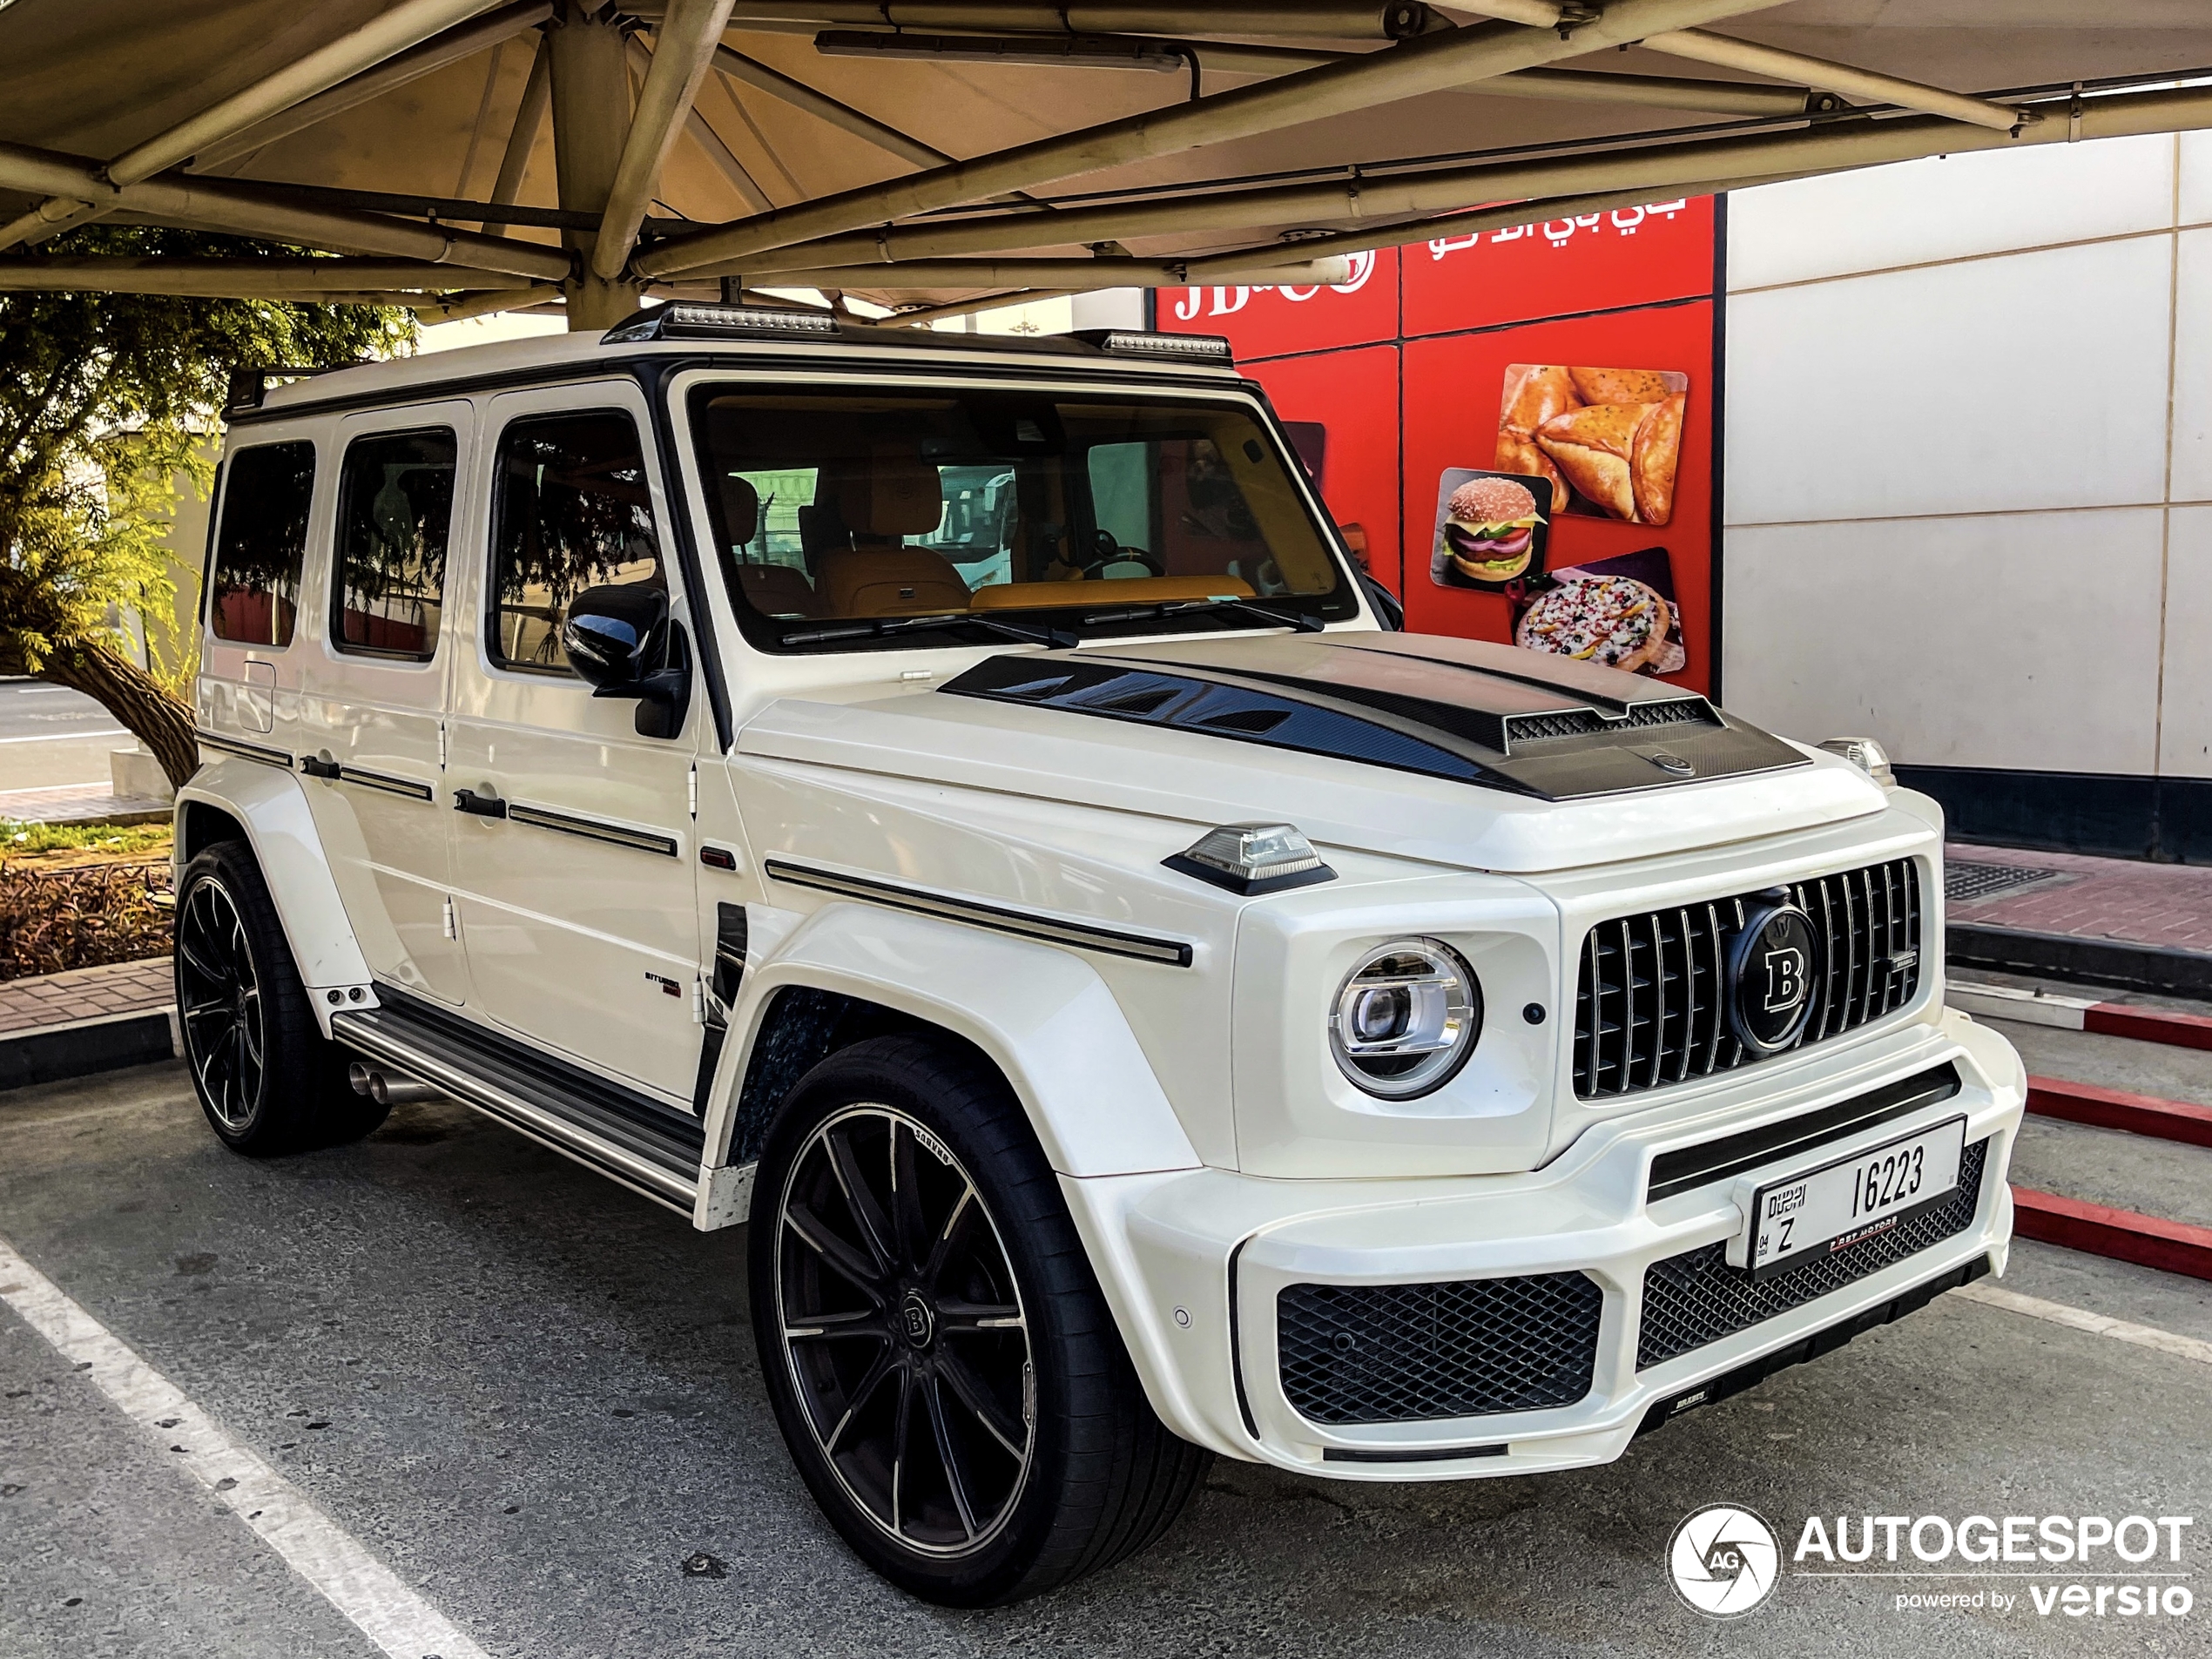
[1948,977,2212,1052]
[2027,1076,2212,1149]
[1948,922,2212,1000]
[2011,1186,2212,1283]
[0,1007,180,1092]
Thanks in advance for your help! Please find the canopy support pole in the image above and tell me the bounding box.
[550,3,639,327]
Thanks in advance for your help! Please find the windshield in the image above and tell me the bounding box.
[686,381,1357,651]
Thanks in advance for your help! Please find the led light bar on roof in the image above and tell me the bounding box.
[1082,331,1235,363]
[603,303,839,344]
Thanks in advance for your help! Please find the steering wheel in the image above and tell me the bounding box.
[1076,529,1165,580]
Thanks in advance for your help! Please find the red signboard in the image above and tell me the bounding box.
[1240,343,1400,584]
[1157,196,1723,696]
[1400,196,1714,337]
[1159,247,1398,357]
[1399,300,1716,689]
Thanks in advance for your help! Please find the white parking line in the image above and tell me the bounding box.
[0,727,130,745]
[1957,1281,2212,1366]
[0,1234,489,1659]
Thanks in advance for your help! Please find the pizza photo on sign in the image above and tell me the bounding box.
[1428,467,1551,591]
[1514,544,1688,677]
[1494,364,1688,526]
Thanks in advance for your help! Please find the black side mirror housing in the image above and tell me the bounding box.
[561,583,693,738]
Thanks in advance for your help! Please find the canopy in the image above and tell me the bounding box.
[2,1,2207,328]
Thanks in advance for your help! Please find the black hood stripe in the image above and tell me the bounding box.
[940,635,1808,802]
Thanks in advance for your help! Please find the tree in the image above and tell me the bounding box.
[0,226,415,790]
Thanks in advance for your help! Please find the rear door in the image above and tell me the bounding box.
[444,383,705,1103]
[293,403,471,1005]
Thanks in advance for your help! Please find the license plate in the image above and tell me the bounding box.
[1743,1116,1967,1280]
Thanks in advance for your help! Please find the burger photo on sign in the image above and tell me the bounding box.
[1430,469,1550,590]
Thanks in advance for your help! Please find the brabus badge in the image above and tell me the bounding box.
[1647,752,1696,776]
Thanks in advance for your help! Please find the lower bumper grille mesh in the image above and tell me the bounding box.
[1278,1271,1602,1425]
[1636,1136,1991,1369]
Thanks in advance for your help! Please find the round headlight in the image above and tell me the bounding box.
[1328,938,1480,1099]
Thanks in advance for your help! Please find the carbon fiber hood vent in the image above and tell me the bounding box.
[939,633,1807,802]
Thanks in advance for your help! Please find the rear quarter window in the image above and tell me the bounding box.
[207,441,316,647]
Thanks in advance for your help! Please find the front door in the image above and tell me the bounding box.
[294,403,470,1005]
[444,385,704,1103]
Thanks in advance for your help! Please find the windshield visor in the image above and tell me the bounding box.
[686,382,1357,651]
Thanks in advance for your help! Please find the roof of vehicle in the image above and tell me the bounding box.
[237,312,1245,422]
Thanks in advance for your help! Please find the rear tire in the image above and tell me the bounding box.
[174,841,388,1154]
[750,1033,1211,1606]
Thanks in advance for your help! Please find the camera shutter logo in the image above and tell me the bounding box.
[1726,895,1820,1056]
[1669,1505,1781,1617]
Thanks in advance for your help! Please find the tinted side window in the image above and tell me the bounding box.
[332,428,455,660]
[208,441,315,646]
[489,412,662,674]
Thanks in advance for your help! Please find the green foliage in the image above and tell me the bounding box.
[0,226,417,687]
[0,819,173,860]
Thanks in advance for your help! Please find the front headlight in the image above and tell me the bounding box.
[1328,938,1481,1099]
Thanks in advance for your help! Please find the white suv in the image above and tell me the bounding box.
[176,305,2024,1607]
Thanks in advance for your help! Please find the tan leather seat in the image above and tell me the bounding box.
[813,452,969,616]
[713,471,828,617]
[816,547,971,616]
[734,562,825,618]
[835,455,943,540]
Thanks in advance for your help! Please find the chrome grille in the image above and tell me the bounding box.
[1572,858,1923,1101]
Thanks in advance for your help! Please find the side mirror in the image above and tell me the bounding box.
[561,583,692,738]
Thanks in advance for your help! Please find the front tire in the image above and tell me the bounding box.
[750,1034,1210,1605]
[175,841,387,1154]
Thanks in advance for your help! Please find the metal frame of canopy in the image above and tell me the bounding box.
[1,1,2208,330]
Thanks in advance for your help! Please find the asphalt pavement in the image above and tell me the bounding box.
[3,1028,2209,1659]
[0,680,128,793]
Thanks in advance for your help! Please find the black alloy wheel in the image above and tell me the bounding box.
[177,873,264,1133]
[774,1104,1035,1557]
[175,840,386,1154]
[752,1035,1211,1606]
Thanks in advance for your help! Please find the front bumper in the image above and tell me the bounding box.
[1062,1009,2024,1478]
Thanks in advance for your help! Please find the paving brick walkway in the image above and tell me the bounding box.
[0,957,173,1035]
[0,781,171,826]
[1949,842,2212,955]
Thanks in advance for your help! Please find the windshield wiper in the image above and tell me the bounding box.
[780,611,1077,649]
[1079,596,1325,634]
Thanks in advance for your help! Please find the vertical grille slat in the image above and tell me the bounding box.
[1573,858,1925,1103]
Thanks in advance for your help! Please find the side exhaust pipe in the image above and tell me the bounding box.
[347,1060,442,1107]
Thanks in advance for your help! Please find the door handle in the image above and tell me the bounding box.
[454,788,508,819]
[300,755,341,780]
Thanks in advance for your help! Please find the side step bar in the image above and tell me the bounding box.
[331,990,704,1213]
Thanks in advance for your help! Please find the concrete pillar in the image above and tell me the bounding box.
[549,3,639,330]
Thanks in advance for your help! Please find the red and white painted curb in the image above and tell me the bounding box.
[2011,1188,2212,1284]
[1948,977,2212,1052]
